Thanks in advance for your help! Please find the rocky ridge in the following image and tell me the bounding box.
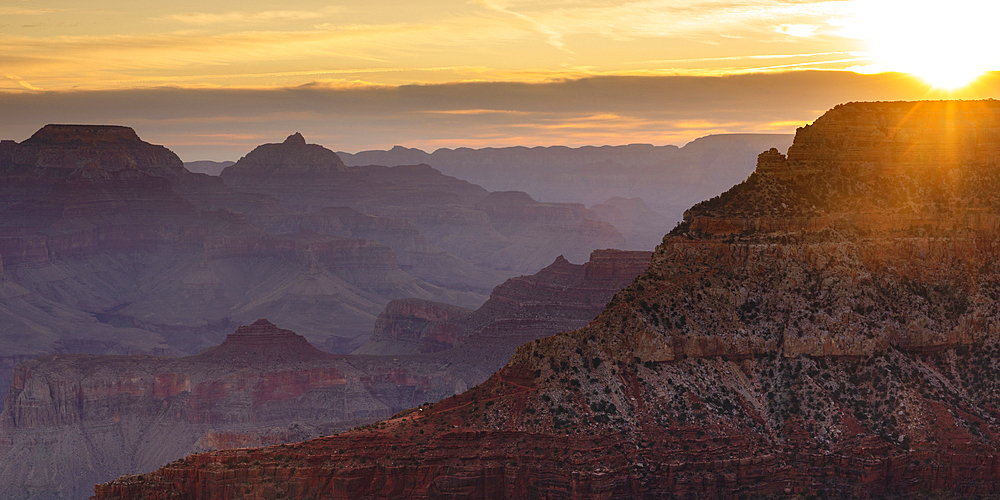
[97,101,1000,499]
[355,249,652,357]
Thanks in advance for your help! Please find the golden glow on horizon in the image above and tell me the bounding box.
[860,0,1000,90]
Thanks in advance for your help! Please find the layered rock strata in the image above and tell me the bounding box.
[97,101,1000,499]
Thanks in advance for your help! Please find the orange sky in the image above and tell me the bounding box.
[2,0,999,158]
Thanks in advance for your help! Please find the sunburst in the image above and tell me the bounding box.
[859,0,999,89]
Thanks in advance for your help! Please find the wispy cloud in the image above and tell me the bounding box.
[162,7,344,25]
[0,7,60,16]
[0,0,897,92]
[420,109,535,116]
[4,75,42,91]
[476,0,571,52]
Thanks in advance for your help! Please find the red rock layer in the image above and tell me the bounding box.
[360,299,474,354]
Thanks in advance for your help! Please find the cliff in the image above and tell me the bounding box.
[354,299,474,355]
[96,101,1000,499]
[355,249,651,358]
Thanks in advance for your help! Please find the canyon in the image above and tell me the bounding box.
[0,249,649,499]
[0,125,657,385]
[0,122,788,499]
[95,100,1000,499]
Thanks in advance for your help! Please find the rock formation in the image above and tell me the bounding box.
[97,101,1000,499]
[0,125,499,419]
[355,249,651,357]
[355,299,474,356]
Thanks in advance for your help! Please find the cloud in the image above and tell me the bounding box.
[162,7,344,25]
[776,24,817,37]
[3,70,989,161]
[475,0,571,51]
[0,0,878,92]
[0,7,60,16]
[4,75,42,91]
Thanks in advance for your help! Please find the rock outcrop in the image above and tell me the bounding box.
[355,249,651,358]
[98,101,1000,499]
[355,299,474,356]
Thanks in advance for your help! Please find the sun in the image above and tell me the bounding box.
[860,0,1000,89]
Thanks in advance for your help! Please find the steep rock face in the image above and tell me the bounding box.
[355,299,474,356]
[684,100,1000,236]
[0,320,468,500]
[1,168,199,264]
[355,249,650,359]
[464,249,651,342]
[3,249,650,499]
[98,101,1000,499]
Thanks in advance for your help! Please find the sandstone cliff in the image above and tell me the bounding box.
[97,101,1000,499]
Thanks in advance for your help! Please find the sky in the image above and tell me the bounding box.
[2,0,999,160]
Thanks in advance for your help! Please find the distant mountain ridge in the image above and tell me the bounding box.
[339,133,795,221]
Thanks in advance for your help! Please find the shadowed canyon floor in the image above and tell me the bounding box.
[95,100,1000,499]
